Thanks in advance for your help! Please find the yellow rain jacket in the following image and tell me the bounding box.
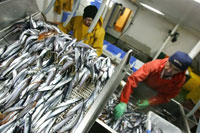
[54,0,74,14]
[59,16,105,56]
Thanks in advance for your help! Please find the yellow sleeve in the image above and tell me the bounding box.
[58,17,75,34]
[54,0,62,14]
[93,27,105,56]
[63,0,74,11]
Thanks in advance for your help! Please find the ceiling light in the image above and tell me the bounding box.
[193,0,200,4]
[140,2,164,16]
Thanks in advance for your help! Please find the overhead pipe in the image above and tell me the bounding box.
[42,0,56,15]
[153,24,179,60]
[88,0,108,33]
[63,0,81,27]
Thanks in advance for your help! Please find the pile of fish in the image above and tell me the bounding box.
[0,16,114,132]
[99,94,147,133]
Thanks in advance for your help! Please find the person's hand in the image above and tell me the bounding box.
[136,100,150,108]
[114,102,127,120]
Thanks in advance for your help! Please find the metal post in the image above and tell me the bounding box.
[102,0,111,19]
[42,0,56,15]
[186,100,200,118]
[63,0,81,26]
[88,0,108,33]
[189,40,200,59]
[153,24,179,60]
[186,41,200,132]
[42,0,49,12]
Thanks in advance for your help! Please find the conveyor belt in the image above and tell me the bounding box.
[71,84,95,99]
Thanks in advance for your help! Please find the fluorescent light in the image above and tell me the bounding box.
[194,0,200,3]
[140,2,164,16]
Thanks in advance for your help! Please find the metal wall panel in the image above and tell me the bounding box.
[0,0,39,30]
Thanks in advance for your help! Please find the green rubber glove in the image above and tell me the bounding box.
[114,102,127,120]
[137,100,150,108]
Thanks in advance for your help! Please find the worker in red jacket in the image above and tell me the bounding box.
[114,51,192,120]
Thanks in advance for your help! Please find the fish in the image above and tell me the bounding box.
[38,30,58,41]
[0,54,17,74]
[0,41,20,59]
[59,61,75,74]
[59,102,83,132]
[64,72,79,100]
[24,113,32,133]
[44,118,56,133]
[29,15,37,29]
[3,106,25,114]
[0,17,114,133]
[51,100,83,132]
[37,118,53,133]
[0,45,7,57]
[78,69,91,88]
[24,35,38,48]
[5,77,32,109]
[44,67,57,86]
[99,94,147,133]
[16,101,36,120]
[37,85,55,92]
[34,110,52,129]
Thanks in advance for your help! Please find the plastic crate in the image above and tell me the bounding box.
[103,40,111,47]
[146,111,181,133]
[103,40,137,72]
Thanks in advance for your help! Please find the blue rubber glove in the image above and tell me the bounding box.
[114,102,127,120]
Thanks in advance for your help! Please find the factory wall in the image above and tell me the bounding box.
[36,0,200,58]
[125,6,199,57]
[107,0,200,57]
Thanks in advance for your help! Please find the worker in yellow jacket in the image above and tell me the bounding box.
[59,5,105,56]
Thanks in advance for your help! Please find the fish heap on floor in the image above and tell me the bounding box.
[0,16,114,133]
[99,94,147,133]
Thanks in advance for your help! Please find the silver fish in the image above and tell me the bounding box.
[1,41,20,58]
[34,110,52,129]
[37,118,53,133]
[45,67,57,86]
[59,103,83,132]
[24,113,32,133]
[44,118,56,133]
[3,106,24,114]
[6,77,32,108]
[79,69,91,88]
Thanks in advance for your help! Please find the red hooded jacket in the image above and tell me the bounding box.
[120,58,186,105]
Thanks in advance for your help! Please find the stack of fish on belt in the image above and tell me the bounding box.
[0,15,114,132]
[99,94,147,133]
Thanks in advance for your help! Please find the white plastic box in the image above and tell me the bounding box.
[146,111,181,133]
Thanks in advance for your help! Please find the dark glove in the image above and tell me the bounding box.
[114,102,127,120]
